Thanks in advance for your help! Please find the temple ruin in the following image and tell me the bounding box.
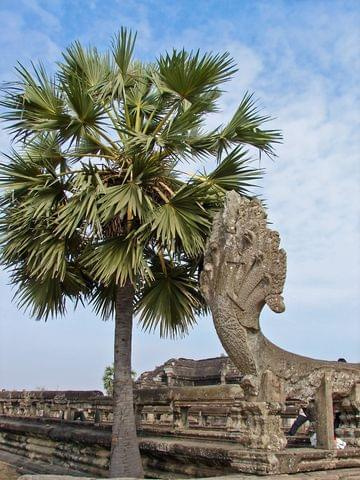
[0,192,359,477]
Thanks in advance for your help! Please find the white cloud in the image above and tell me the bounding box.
[0,8,60,79]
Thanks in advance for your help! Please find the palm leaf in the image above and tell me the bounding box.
[220,92,282,155]
[89,282,117,320]
[158,49,236,101]
[194,146,263,194]
[136,259,205,338]
[0,63,70,140]
[81,236,151,286]
[25,132,66,169]
[0,151,43,192]
[148,185,210,255]
[61,72,107,141]
[11,265,86,320]
[112,28,137,76]
[55,165,105,237]
[99,182,154,223]
[60,41,111,92]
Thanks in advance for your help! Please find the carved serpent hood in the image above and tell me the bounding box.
[200,191,360,400]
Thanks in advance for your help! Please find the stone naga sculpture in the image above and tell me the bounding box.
[201,192,360,400]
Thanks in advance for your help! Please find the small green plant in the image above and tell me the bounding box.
[103,364,136,396]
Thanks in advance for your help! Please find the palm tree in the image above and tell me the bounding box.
[0,29,281,477]
[103,363,136,396]
[103,364,115,396]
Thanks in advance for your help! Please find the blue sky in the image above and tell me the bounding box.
[0,0,359,391]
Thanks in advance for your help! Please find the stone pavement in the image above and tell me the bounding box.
[18,467,360,480]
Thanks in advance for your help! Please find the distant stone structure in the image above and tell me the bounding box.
[136,355,242,388]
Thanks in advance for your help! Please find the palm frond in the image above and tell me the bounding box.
[26,235,66,280]
[55,180,102,237]
[0,150,43,192]
[60,41,111,92]
[61,72,107,141]
[219,92,282,155]
[89,282,117,320]
[25,132,66,168]
[81,236,151,286]
[23,181,65,219]
[136,259,205,338]
[112,27,137,76]
[158,49,236,101]
[149,184,211,255]
[11,265,86,320]
[194,146,263,195]
[99,182,154,223]
[0,63,70,140]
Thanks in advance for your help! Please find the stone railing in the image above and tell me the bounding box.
[136,384,286,449]
[0,386,286,450]
[0,390,112,423]
[1,386,360,477]
[1,383,359,449]
[0,385,283,449]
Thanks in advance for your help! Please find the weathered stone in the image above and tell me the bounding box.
[200,192,360,401]
[258,370,285,403]
[2,417,360,477]
[316,373,335,449]
[15,467,360,479]
[135,356,242,389]
[14,476,146,480]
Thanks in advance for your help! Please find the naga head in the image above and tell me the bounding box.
[201,192,287,331]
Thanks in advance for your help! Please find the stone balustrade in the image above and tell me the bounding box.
[0,386,286,450]
[1,385,360,477]
[1,383,359,450]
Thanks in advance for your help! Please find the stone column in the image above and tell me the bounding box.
[64,407,74,421]
[164,366,175,386]
[42,403,51,418]
[336,382,360,447]
[315,373,335,449]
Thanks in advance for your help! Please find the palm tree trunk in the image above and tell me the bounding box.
[109,281,144,478]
